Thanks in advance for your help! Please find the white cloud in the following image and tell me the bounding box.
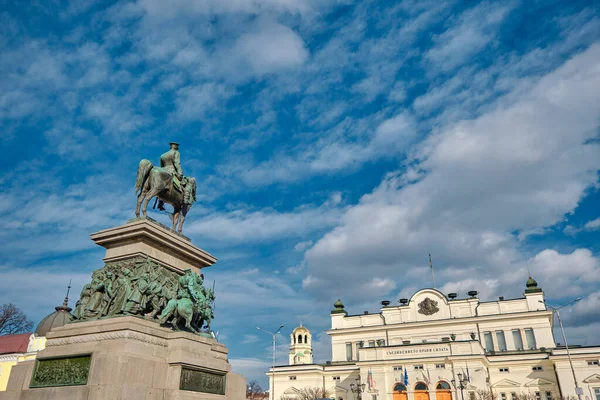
[426,1,513,71]
[229,21,309,76]
[560,291,600,328]
[186,200,344,242]
[242,334,260,344]
[294,240,314,252]
[230,357,271,384]
[584,217,600,230]
[237,112,418,186]
[302,44,600,302]
[173,83,234,122]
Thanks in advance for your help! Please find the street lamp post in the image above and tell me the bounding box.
[451,372,468,400]
[350,376,366,400]
[540,298,582,400]
[257,325,284,400]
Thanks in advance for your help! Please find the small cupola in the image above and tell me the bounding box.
[525,275,542,293]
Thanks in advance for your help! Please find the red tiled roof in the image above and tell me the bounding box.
[0,333,31,355]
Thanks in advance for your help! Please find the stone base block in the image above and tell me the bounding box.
[0,317,245,400]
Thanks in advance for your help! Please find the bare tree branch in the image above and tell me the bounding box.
[0,303,34,335]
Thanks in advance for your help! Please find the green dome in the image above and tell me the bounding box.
[331,299,347,315]
[525,276,542,293]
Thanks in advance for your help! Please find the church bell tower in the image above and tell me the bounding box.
[289,324,313,365]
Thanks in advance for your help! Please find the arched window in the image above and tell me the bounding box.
[305,335,308,343]
[293,336,296,344]
[415,383,428,391]
[298,335,303,344]
[436,382,451,390]
[393,383,407,392]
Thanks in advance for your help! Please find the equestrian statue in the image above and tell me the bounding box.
[135,142,197,233]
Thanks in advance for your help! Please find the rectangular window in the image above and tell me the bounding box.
[512,330,524,350]
[484,331,494,351]
[535,392,541,400]
[435,364,445,369]
[496,331,507,351]
[289,376,297,380]
[525,328,537,349]
[511,393,517,400]
[499,368,509,373]
[356,343,361,361]
[346,343,353,361]
[594,388,600,400]
[442,337,450,342]
[402,340,411,345]
[368,340,375,347]
[532,366,543,371]
[372,395,377,400]
[393,366,402,371]
[587,360,599,366]
[470,393,476,400]
[333,376,340,381]
[500,393,507,400]
[545,391,552,400]
[414,365,424,370]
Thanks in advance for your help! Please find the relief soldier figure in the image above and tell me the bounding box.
[85,271,106,318]
[72,283,92,320]
[73,256,214,335]
[99,271,115,317]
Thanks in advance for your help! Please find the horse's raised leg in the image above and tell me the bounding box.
[184,313,198,334]
[142,189,158,217]
[135,190,146,218]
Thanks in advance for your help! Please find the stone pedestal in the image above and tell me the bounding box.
[0,219,246,400]
[1,317,245,400]
[91,218,217,275]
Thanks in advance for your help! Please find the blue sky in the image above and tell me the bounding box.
[1,0,599,387]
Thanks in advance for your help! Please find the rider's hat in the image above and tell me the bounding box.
[169,141,180,147]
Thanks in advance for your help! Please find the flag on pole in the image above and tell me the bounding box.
[368,368,376,390]
[466,365,471,383]
[429,253,436,288]
[404,368,409,385]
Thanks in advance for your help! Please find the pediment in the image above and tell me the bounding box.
[492,379,520,388]
[284,387,300,395]
[524,378,555,387]
[583,374,600,383]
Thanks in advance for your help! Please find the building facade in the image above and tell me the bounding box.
[268,279,600,400]
[0,291,71,392]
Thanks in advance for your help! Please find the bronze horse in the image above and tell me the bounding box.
[134,159,197,233]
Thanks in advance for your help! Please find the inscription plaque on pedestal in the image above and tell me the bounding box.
[30,354,91,388]
[180,367,226,394]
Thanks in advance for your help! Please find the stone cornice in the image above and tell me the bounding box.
[0,354,21,362]
[46,330,168,347]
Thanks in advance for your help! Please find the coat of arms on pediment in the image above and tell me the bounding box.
[417,297,439,315]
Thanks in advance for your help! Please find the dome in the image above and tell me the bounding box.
[331,299,347,315]
[35,304,72,337]
[35,285,73,337]
[292,324,310,334]
[525,275,542,293]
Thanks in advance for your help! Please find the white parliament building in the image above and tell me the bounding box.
[268,277,600,400]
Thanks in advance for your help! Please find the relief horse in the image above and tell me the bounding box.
[134,159,196,233]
